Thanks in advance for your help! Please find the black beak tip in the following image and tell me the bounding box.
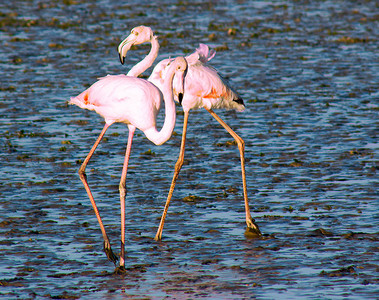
[178,93,183,105]
[119,54,125,65]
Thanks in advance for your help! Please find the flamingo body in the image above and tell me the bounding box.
[149,44,245,113]
[70,75,162,132]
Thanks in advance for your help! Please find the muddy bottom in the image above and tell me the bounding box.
[0,0,378,299]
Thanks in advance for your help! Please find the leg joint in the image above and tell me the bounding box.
[175,157,184,172]
[78,166,86,180]
[237,137,245,151]
[119,181,126,197]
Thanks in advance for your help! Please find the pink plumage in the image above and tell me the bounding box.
[70,75,162,132]
[149,43,245,112]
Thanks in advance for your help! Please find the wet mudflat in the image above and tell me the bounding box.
[0,0,378,299]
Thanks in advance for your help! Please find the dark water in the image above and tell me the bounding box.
[1,0,378,299]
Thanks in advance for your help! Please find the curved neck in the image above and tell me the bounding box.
[144,64,177,145]
[127,36,159,77]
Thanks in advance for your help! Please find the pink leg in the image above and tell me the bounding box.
[205,108,261,237]
[155,111,189,241]
[78,123,118,264]
[116,126,135,272]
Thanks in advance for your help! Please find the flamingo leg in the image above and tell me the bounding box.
[78,123,118,265]
[155,111,189,241]
[205,108,262,237]
[116,126,135,272]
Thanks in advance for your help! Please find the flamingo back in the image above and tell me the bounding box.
[186,43,216,65]
[149,44,245,113]
[179,63,245,112]
[70,75,163,131]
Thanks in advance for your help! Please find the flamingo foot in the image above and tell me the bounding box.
[103,241,118,265]
[114,265,127,275]
[244,218,262,238]
[154,232,162,242]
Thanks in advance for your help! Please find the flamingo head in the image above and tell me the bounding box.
[118,25,154,64]
[171,57,188,104]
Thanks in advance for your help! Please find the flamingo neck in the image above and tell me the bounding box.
[127,36,159,77]
[144,64,177,146]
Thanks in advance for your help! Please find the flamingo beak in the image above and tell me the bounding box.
[176,68,187,105]
[118,35,136,65]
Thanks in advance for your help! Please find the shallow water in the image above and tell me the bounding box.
[0,0,378,299]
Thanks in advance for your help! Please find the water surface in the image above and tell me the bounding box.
[0,1,378,299]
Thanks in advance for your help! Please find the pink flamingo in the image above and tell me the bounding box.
[118,26,262,241]
[70,56,188,271]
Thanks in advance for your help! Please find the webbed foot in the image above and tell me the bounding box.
[114,265,127,275]
[245,218,262,238]
[103,241,118,265]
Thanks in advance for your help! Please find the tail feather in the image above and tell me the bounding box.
[69,90,92,109]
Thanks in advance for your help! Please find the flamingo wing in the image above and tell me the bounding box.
[70,75,162,129]
[174,63,243,112]
[148,44,244,112]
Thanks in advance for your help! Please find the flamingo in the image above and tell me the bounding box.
[118,26,262,241]
[69,56,188,271]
